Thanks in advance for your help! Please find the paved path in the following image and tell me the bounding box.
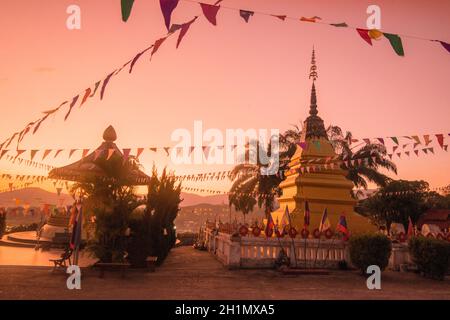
[0,246,449,299]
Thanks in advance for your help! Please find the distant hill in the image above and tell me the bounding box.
[0,187,228,207]
[0,187,73,207]
[180,193,228,207]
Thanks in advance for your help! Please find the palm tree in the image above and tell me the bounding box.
[228,124,397,219]
[327,125,397,189]
[228,139,294,220]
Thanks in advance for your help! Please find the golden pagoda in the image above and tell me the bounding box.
[271,49,375,234]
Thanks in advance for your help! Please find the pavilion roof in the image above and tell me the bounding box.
[48,126,150,185]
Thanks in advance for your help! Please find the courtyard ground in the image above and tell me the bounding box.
[0,246,448,300]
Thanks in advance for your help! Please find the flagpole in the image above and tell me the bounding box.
[321,233,337,268]
[284,206,297,268]
[303,228,308,268]
[312,230,322,268]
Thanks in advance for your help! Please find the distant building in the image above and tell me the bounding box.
[417,209,450,230]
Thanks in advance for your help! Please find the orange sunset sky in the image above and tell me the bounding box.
[0,0,449,195]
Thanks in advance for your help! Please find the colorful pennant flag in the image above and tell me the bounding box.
[121,0,135,22]
[239,10,254,23]
[356,28,372,45]
[200,2,221,26]
[100,72,116,100]
[176,16,198,48]
[160,0,180,30]
[64,95,80,121]
[383,32,405,56]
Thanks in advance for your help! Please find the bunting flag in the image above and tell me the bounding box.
[368,29,383,40]
[390,137,399,145]
[239,10,254,23]
[136,147,144,159]
[130,46,152,73]
[90,81,101,97]
[54,149,63,158]
[64,95,80,121]
[200,2,220,26]
[82,149,90,158]
[423,134,432,146]
[300,16,321,23]
[330,22,348,27]
[383,32,405,56]
[436,134,444,149]
[80,88,92,107]
[69,149,78,159]
[93,149,103,161]
[30,150,38,161]
[437,40,450,53]
[100,71,116,100]
[42,149,52,161]
[151,37,168,60]
[356,28,372,45]
[176,16,198,48]
[121,0,135,22]
[160,0,180,30]
[272,15,287,21]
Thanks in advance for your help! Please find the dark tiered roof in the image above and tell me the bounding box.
[48,125,150,185]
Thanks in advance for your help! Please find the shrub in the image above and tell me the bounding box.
[349,234,392,274]
[409,237,450,280]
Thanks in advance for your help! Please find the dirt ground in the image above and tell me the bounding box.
[0,246,448,300]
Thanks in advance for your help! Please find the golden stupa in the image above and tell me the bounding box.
[271,49,375,234]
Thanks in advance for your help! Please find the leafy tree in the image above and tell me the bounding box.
[327,126,397,189]
[71,155,140,262]
[144,167,182,264]
[357,180,435,231]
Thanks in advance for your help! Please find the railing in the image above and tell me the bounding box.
[204,228,348,269]
[204,227,412,270]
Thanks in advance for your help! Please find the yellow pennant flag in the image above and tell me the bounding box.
[368,29,383,40]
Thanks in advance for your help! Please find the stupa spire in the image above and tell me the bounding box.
[304,48,327,139]
[309,47,318,116]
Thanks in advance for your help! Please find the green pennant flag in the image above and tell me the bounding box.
[383,33,404,56]
[390,137,399,145]
[121,0,135,22]
[330,22,348,27]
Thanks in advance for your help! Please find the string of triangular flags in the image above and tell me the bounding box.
[3,0,449,154]
[128,0,450,57]
[1,132,448,166]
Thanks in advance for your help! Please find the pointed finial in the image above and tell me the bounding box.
[103,125,117,142]
[309,82,318,116]
[309,47,318,81]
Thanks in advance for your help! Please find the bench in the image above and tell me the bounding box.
[96,262,130,278]
[146,256,158,272]
[49,248,73,272]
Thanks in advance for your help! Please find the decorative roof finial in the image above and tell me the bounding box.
[309,47,318,81]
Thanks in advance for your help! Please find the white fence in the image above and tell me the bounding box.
[204,228,411,270]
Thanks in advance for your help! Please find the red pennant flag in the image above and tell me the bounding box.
[64,95,80,121]
[422,148,428,154]
[428,147,434,154]
[436,40,450,53]
[363,138,371,144]
[405,151,410,156]
[122,148,131,161]
[149,147,157,153]
[80,88,92,107]
[176,16,198,49]
[160,0,180,30]
[130,46,152,73]
[150,37,168,60]
[356,28,372,45]
[377,138,385,145]
[90,81,101,97]
[423,134,432,146]
[435,134,444,148]
[392,146,398,153]
[82,149,89,158]
[136,148,144,159]
[100,72,116,100]
[200,3,220,26]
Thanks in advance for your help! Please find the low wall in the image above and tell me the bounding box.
[204,228,412,270]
